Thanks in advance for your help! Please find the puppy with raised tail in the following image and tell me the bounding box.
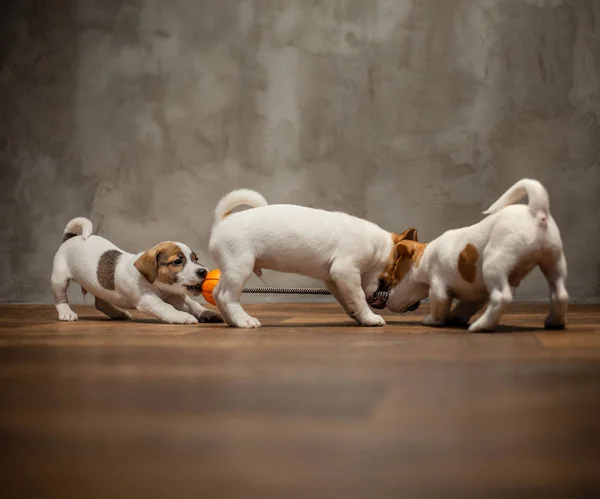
[384,179,568,332]
[208,189,419,328]
[51,217,223,324]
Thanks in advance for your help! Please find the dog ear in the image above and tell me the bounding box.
[390,240,420,283]
[395,240,426,262]
[395,227,418,243]
[134,248,160,283]
[394,240,415,260]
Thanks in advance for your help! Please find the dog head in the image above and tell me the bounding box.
[385,239,429,313]
[134,242,208,296]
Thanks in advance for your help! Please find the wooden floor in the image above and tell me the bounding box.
[1,303,600,499]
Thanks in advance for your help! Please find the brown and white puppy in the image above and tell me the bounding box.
[51,217,223,324]
[383,179,568,332]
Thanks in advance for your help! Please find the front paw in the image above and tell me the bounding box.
[165,312,198,325]
[229,315,262,328]
[56,304,78,322]
[198,309,224,323]
[468,320,495,332]
[358,314,386,327]
[423,314,446,327]
[59,311,78,322]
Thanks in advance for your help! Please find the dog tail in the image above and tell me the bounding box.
[214,189,268,223]
[62,217,93,242]
[483,179,550,216]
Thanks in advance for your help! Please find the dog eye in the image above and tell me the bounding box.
[172,259,183,266]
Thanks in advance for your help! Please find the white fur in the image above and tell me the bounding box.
[214,188,268,222]
[208,190,404,328]
[51,218,222,324]
[387,179,568,331]
[64,217,93,240]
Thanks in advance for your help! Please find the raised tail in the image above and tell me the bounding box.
[214,189,268,223]
[62,217,93,242]
[483,179,550,216]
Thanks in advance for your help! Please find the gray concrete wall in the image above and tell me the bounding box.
[0,0,598,304]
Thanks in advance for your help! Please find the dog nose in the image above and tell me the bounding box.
[196,268,207,279]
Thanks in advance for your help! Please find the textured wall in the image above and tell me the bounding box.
[0,0,598,304]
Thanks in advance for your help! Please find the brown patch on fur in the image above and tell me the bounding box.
[97,250,122,290]
[458,244,479,283]
[134,242,185,284]
[63,232,77,242]
[379,228,420,285]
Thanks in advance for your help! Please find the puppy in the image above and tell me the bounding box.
[384,179,568,332]
[51,217,222,324]
[208,189,419,328]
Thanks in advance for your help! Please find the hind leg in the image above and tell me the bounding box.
[540,253,568,330]
[95,297,132,320]
[469,257,513,332]
[423,276,452,327]
[212,280,233,325]
[51,259,77,322]
[215,260,260,328]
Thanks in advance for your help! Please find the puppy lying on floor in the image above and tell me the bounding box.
[383,179,568,332]
[51,217,222,324]
[208,189,419,328]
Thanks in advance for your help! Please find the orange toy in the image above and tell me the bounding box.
[201,269,221,306]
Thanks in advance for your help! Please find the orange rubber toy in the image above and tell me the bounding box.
[201,269,221,306]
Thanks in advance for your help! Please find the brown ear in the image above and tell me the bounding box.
[394,240,415,260]
[395,240,426,262]
[395,227,418,243]
[134,248,160,283]
[389,240,421,283]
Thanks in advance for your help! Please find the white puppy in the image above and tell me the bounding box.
[385,179,568,332]
[51,217,222,324]
[208,189,418,328]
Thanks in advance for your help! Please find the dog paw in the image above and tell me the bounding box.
[58,311,78,322]
[165,312,199,325]
[423,314,446,327]
[231,316,261,328]
[359,314,386,327]
[468,321,495,332]
[198,310,224,323]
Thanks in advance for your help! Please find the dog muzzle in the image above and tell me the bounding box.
[369,280,420,313]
